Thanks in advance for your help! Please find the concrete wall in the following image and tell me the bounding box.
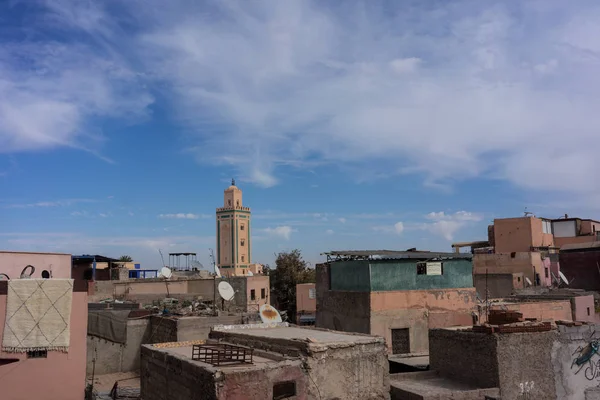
[317,290,371,334]
[474,273,515,299]
[87,318,151,375]
[429,329,499,388]
[0,250,71,279]
[560,250,600,291]
[0,290,87,400]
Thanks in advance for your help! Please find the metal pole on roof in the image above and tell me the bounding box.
[92,256,96,281]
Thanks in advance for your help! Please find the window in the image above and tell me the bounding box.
[391,328,410,354]
[273,381,296,400]
[518,277,521,282]
[241,224,245,231]
[542,219,552,234]
[261,288,266,299]
[241,239,245,246]
[250,289,256,300]
[236,200,240,207]
[309,288,316,299]
[228,200,231,206]
[241,255,245,262]
[416,262,442,276]
[27,350,47,359]
[417,263,426,275]
[544,268,549,278]
[588,307,591,316]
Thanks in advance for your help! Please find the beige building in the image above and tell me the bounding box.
[216,180,254,277]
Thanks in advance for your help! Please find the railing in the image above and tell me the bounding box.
[192,343,253,366]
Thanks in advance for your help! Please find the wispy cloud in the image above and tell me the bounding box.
[3,1,600,202]
[419,211,484,241]
[372,221,405,235]
[7,198,96,208]
[259,226,295,240]
[158,213,208,220]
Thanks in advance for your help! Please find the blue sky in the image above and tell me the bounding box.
[2,0,600,269]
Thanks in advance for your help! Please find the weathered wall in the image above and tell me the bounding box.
[474,252,545,284]
[370,289,477,354]
[370,259,473,291]
[560,250,600,291]
[245,275,270,312]
[474,273,515,298]
[329,260,371,291]
[87,318,151,375]
[316,290,371,334]
[496,331,557,400]
[140,345,218,400]
[553,324,600,400]
[0,290,87,400]
[149,316,178,343]
[429,329,499,388]
[0,250,72,279]
[488,300,573,323]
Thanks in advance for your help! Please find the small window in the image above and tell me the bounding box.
[273,381,296,400]
[588,307,591,316]
[27,350,47,359]
[241,255,245,262]
[417,263,426,275]
[309,288,316,299]
[261,288,266,299]
[228,200,231,206]
[241,224,245,231]
[250,289,256,300]
[518,277,521,282]
[241,239,245,246]
[544,268,549,278]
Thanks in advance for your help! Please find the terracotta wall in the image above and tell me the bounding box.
[370,289,477,353]
[555,235,598,248]
[296,283,316,314]
[0,290,87,400]
[0,251,71,279]
[246,275,269,310]
[573,295,600,323]
[493,217,553,253]
[489,300,573,322]
[473,252,546,284]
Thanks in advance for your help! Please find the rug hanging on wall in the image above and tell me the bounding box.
[2,279,74,353]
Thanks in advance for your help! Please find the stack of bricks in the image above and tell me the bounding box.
[488,310,524,325]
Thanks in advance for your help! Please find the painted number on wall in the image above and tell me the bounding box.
[519,381,534,399]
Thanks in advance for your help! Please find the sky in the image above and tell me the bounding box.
[2,0,600,270]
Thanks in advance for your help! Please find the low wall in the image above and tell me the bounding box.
[87,318,151,375]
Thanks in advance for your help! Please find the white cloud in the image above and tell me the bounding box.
[420,211,483,241]
[372,221,405,235]
[261,226,294,240]
[158,213,206,220]
[326,229,334,235]
[338,218,347,223]
[5,1,600,202]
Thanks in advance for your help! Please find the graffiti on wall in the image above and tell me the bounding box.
[572,331,600,380]
[518,381,534,399]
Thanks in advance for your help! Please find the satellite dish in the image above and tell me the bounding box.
[161,267,172,279]
[247,270,254,276]
[0,273,9,280]
[214,265,222,278]
[259,304,282,323]
[218,281,235,301]
[525,277,533,286]
[558,271,570,285]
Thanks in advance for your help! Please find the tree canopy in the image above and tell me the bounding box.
[265,249,315,322]
[119,255,133,262]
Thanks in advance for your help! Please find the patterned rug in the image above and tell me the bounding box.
[2,279,73,353]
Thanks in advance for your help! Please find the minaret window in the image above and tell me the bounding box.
[241,224,245,231]
[241,239,245,246]
[228,200,231,206]
[241,255,245,262]
[236,200,240,207]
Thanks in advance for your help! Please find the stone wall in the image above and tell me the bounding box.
[149,316,178,343]
[429,329,499,388]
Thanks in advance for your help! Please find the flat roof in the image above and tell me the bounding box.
[322,250,472,260]
[212,323,382,346]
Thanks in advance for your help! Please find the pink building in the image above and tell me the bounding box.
[0,251,88,400]
[296,283,316,325]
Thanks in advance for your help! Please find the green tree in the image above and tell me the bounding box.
[269,249,315,322]
[119,255,133,262]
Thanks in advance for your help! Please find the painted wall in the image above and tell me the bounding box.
[494,217,554,253]
[329,259,473,292]
[245,275,270,311]
[0,251,71,279]
[296,283,316,314]
[0,290,87,400]
[573,295,600,323]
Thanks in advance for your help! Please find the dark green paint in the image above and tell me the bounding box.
[330,261,371,291]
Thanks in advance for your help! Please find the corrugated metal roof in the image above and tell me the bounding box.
[560,241,600,251]
[321,250,472,260]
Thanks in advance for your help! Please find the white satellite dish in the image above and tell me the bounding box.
[214,265,222,278]
[558,271,570,285]
[525,277,533,286]
[218,281,235,301]
[247,270,254,276]
[161,267,172,279]
[259,304,282,323]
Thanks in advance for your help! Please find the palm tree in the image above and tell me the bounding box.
[119,255,133,262]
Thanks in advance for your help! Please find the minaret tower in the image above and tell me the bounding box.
[216,179,251,277]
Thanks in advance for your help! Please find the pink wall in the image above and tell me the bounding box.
[574,295,600,323]
[246,275,270,308]
[0,251,71,279]
[296,283,316,313]
[488,300,573,323]
[0,290,87,400]
[493,217,554,253]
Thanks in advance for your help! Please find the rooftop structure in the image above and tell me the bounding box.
[322,249,472,262]
[141,323,389,400]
